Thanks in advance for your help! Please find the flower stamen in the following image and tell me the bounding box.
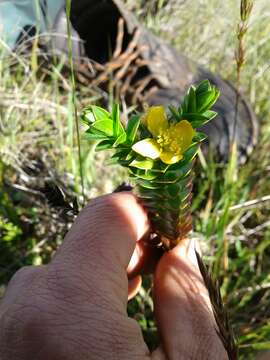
[132,106,195,164]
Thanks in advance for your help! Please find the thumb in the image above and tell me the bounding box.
[51,192,150,309]
[153,238,228,360]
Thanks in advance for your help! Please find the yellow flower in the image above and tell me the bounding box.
[132,106,195,165]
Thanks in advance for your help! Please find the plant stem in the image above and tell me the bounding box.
[65,0,85,205]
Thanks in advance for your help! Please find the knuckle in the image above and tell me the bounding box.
[8,265,47,287]
[0,298,46,359]
[8,266,36,285]
[1,265,47,308]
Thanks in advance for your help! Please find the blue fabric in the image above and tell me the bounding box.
[0,0,65,47]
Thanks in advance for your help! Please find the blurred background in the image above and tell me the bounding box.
[0,0,270,358]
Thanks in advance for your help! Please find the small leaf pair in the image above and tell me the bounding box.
[82,104,126,146]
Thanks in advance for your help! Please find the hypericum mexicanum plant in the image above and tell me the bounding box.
[81,80,219,250]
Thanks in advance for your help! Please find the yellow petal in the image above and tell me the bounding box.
[160,151,183,164]
[145,106,168,137]
[132,138,161,159]
[169,120,195,152]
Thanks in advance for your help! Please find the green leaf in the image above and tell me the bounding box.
[138,188,164,200]
[196,90,216,112]
[202,110,218,120]
[182,113,207,122]
[164,162,192,178]
[196,80,211,95]
[126,150,135,161]
[178,105,183,117]
[130,157,154,170]
[183,111,217,128]
[112,103,120,136]
[168,105,180,122]
[107,149,130,164]
[153,176,179,185]
[91,106,111,121]
[192,132,206,142]
[198,90,220,113]
[81,105,111,126]
[189,120,209,128]
[139,172,158,181]
[92,119,114,136]
[130,169,158,180]
[181,144,199,162]
[126,115,140,143]
[136,179,162,190]
[111,103,127,144]
[113,149,130,159]
[150,162,171,173]
[83,128,109,140]
[139,123,152,139]
[118,158,134,167]
[188,86,197,113]
[166,198,182,210]
[81,111,95,125]
[181,94,189,113]
[95,140,114,151]
[114,132,127,146]
[165,184,180,197]
[163,177,191,200]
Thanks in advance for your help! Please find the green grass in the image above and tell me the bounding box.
[1,0,270,358]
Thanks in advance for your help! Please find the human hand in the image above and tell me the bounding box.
[0,192,228,360]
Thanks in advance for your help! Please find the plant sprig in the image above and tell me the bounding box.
[81,79,219,249]
[82,80,219,170]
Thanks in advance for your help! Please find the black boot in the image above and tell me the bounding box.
[70,0,258,163]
